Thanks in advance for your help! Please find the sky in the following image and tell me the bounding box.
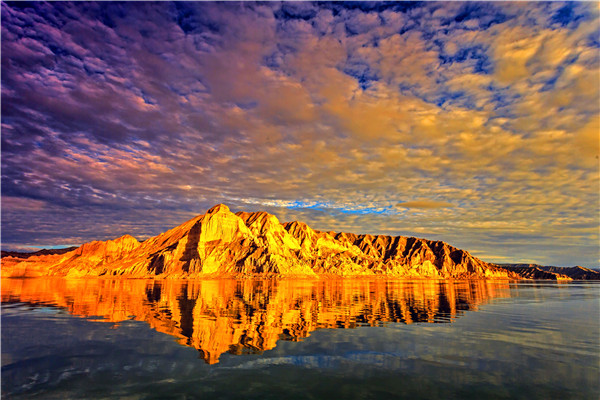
[1,1,598,267]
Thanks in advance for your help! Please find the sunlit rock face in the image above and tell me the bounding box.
[2,204,514,278]
[0,278,512,364]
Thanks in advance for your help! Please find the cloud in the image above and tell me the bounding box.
[1,196,47,212]
[1,2,598,267]
[396,201,455,209]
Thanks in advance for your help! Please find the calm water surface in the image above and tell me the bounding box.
[1,278,598,399]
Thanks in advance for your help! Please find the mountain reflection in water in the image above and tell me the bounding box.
[1,278,511,364]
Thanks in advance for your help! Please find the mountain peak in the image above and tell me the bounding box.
[206,204,230,215]
[114,234,139,244]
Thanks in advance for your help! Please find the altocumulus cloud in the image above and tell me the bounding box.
[396,201,455,209]
[1,1,598,267]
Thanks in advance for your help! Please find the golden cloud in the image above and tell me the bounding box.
[396,200,455,209]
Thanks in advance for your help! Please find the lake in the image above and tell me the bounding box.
[1,278,598,399]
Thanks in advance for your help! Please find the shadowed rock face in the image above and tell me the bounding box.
[1,247,78,259]
[539,266,600,280]
[1,204,514,278]
[500,266,570,280]
[496,264,598,280]
[0,278,512,364]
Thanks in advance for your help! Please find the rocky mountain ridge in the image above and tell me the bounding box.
[497,264,600,280]
[1,247,78,259]
[0,204,581,280]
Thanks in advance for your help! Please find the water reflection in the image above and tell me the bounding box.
[1,278,511,364]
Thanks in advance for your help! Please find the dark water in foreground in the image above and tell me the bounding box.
[1,278,598,399]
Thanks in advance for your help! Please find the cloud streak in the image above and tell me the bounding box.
[1,2,598,267]
[396,201,455,209]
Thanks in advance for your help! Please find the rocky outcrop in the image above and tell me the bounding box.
[1,204,515,279]
[496,264,597,280]
[1,247,78,259]
[540,266,600,280]
[496,265,572,280]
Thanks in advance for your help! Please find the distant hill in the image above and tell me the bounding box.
[497,264,600,280]
[1,247,78,259]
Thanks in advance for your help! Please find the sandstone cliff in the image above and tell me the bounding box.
[2,204,515,278]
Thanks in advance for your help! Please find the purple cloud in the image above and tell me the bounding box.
[1,2,598,267]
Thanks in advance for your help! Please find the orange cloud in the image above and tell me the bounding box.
[396,200,455,209]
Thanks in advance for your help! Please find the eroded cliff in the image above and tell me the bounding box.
[2,204,515,278]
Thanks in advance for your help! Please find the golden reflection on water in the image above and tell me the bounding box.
[1,278,511,364]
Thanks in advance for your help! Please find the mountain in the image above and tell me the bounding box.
[540,266,600,280]
[496,265,571,280]
[1,247,78,259]
[0,204,532,279]
[497,264,600,280]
